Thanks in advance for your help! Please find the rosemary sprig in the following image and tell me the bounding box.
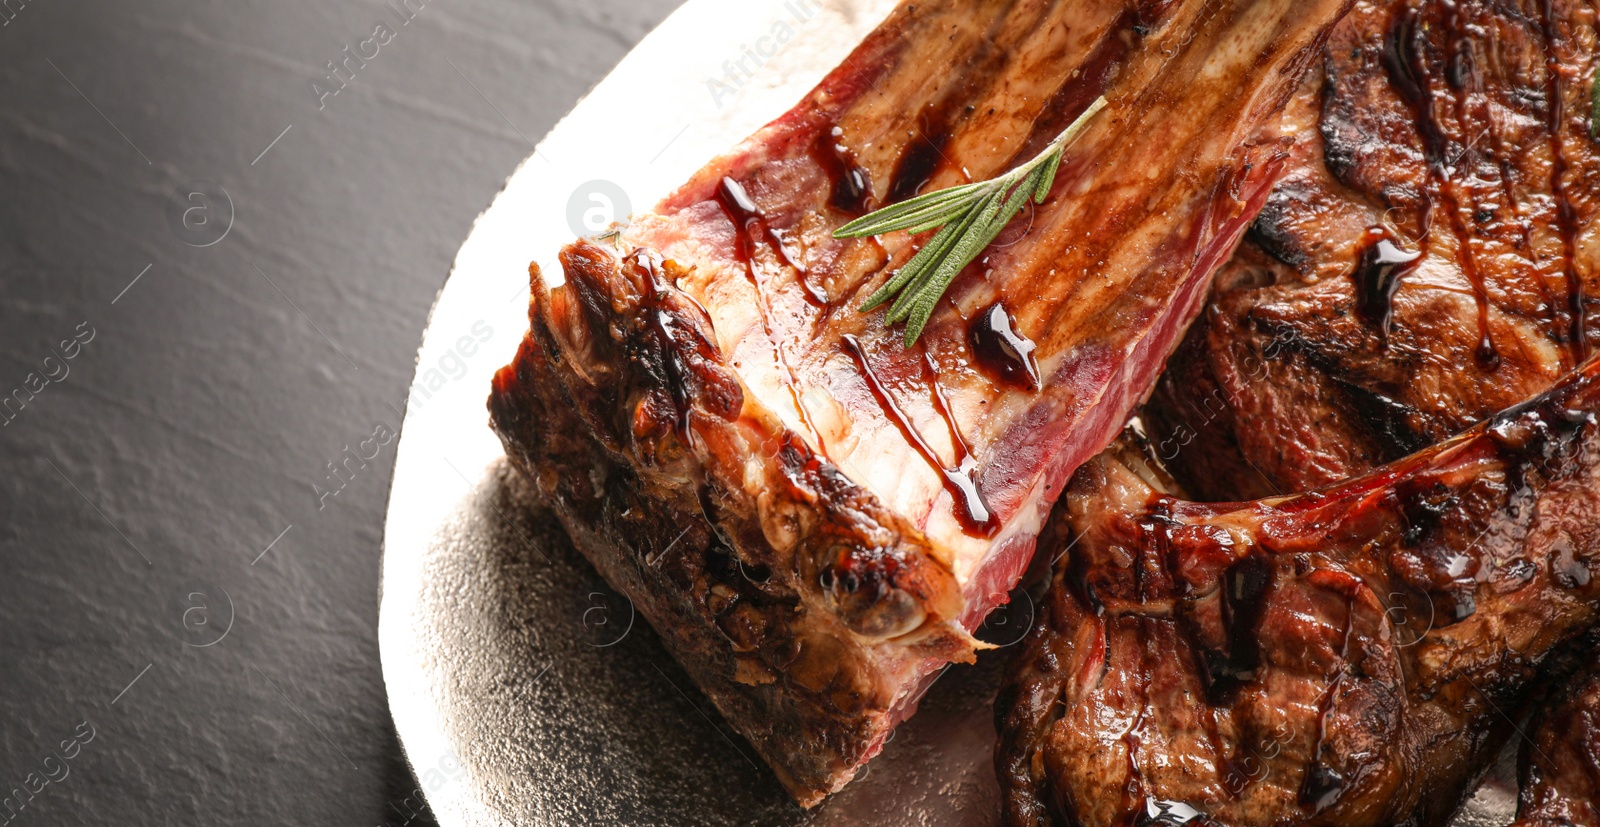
[835,96,1108,345]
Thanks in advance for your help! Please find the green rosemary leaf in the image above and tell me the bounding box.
[884,190,998,322]
[1035,150,1062,204]
[901,177,1037,343]
[880,188,996,237]
[859,218,961,311]
[834,183,989,238]
[838,94,1109,345]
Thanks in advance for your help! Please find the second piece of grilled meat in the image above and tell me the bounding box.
[1147,0,1600,503]
[998,354,1600,827]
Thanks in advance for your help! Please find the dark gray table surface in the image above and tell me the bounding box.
[0,1,680,823]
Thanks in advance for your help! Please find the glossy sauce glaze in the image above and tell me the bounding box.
[969,302,1042,390]
[1351,225,1423,343]
[841,334,998,537]
[714,177,825,447]
[1381,3,1499,370]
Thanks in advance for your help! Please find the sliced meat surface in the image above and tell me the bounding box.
[1146,0,1600,502]
[491,0,1354,805]
[997,354,1600,827]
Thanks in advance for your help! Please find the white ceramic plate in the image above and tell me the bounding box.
[377,1,1522,823]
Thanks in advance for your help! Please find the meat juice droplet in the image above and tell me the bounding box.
[813,128,873,216]
[969,303,1042,390]
[1351,226,1422,344]
[841,334,998,537]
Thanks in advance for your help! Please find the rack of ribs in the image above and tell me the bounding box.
[489,0,1354,805]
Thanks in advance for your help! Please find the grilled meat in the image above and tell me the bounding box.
[996,1,1600,824]
[490,0,1354,805]
[1513,642,1600,827]
[1146,0,1600,503]
[996,354,1600,827]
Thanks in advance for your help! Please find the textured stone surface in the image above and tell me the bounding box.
[0,1,678,824]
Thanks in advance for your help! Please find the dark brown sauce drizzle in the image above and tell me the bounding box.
[1203,555,1276,706]
[716,176,828,307]
[714,177,824,448]
[880,1,1037,204]
[813,128,874,216]
[888,117,952,203]
[969,303,1042,390]
[841,334,998,537]
[1123,615,1155,819]
[1002,8,1142,169]
[887,8,1144,225]
[1135,799,1207,827]
[1381,6,1500,371]
[1299,588,1356,812]
[922,349,983,478]
[1067,547,1105,617]
[1352,226,1423,344]
[1538,0,1588,361]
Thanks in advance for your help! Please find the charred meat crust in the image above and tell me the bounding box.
[490,252,976,805]
[999,355,1600,827]
[544,243,969,644]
